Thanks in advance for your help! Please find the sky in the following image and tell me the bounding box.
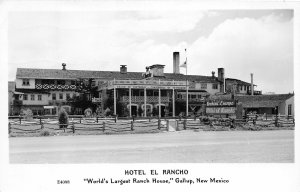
[8,9,293,94]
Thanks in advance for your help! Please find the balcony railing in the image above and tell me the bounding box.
[35,84,77,90]
[121,96,169,103]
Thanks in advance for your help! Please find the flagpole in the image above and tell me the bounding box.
[185,49,188,118]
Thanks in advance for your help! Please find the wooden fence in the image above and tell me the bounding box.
[8,114,294,136]
[8,118,168,136]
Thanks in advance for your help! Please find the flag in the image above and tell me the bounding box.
[180,60,187,68]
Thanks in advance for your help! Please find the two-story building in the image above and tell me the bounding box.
[10,51,257,117]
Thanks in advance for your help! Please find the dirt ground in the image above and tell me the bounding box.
[9,130,294,163]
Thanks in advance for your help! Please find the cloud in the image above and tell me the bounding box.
[187,14,293,93]
[8,11,293,94]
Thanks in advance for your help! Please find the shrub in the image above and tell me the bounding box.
[58,108,69,129]
[84,108,93,117]
[40,130,50,136]
[21,108,33,120]
[103,108,112,117]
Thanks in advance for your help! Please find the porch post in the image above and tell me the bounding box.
[172,80,175,118]
[158,79,161,118]
[129,86,132,117]
[144,88,147,117]
[113,78,116,116]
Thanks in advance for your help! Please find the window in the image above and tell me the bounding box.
[212,84,218,89]
[22,79,30,86]
[201,83,207,89]
[288,104,292,116]
[31,94,35,100]
[23,94,28,100]
[59,93,63,100]
[52,93,56,100]
[66,93,70,100]
[191,94,196,99]
[38,95,42,101]
[244,85,246,91]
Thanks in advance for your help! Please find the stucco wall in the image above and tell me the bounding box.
[16,78,35,89]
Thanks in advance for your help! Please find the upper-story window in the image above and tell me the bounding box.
[31,94,35,100]
[66,93,70,100]
[52,93,56,100]
[38,95,42,101]
[22,79,30,86]
[212,83,218,89]
[201,83,207,89]
[59,93,63,100]
[23,94,28,100]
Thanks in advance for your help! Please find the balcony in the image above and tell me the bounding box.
[121,96,169,103]
[35,84,78,90]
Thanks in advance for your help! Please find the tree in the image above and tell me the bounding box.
[21,108,33,120]
[58,108,69,129]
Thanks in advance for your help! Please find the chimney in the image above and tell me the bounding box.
[173,52,180,74]
[212,71,215,78]
[120,65,127,74]
[251,73,254,95]
[62,63,66,70]
[217,68,224,81]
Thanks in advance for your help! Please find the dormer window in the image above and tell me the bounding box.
[22,79,30,86]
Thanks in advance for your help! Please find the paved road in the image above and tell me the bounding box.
[9,130,294,163]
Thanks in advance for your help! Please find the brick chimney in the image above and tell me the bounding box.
[120,65,127,74]
[62,63,66,70]
[212,71,215,78]
[173,52,180,74]
[218,68,224,81]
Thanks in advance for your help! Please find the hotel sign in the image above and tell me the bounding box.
[206,100,236,114]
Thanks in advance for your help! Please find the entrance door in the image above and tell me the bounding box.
[131,106,137,116]
[161,106,166,117]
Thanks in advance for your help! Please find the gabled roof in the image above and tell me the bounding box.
[16,68,219,83]
[236,94,294,108]
[16,68,143,80]
[225,78,253,86]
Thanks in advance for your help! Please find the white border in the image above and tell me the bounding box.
[1,1,299,192]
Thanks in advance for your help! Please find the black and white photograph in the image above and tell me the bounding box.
[0,1,299,192]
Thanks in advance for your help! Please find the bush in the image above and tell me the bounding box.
[21,108,33,120]
[84,108,93,117]
[40,130,50,136]
[58,108,69,129]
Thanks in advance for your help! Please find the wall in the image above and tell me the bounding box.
[21,94,49,105]
[278,96,294,116]
[15,78,36,89]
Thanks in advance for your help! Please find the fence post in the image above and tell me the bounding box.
[80,117,82,124]
[8,122,11,134]
[72,123,75,134]
[96,116,98,123]
[19,116,21,124]
[41,122,44,130]
[183,119,187,130]
[131,121,134,131]
[158,119,161,130]
[39,117,42,125]
[275,115,278,127]
[166,120,169,131]
[103,121,105,132]
[115,116,117,123]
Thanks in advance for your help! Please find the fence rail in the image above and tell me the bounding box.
[8,114,295,136]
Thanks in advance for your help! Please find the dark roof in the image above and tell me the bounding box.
[225,78,253,86]
[236,94,294,108]
[16,68,143,80]
[16,68,219,83]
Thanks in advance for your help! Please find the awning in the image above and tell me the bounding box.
[13,91,24,95]
[44,106,55,109]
